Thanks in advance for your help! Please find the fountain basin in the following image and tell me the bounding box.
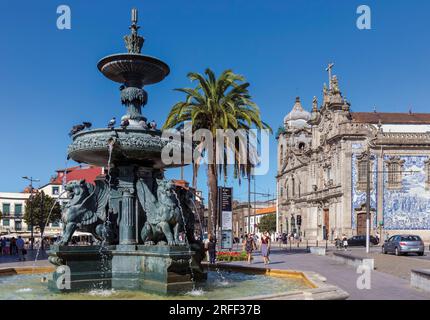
[68,128,187,168]
[97,54,170,85]
[0,264,348,300]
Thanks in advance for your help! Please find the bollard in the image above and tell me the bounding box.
[316,240,319,247]
[289,241,292,251]
[326,240,328,249]
[306,240,309,250]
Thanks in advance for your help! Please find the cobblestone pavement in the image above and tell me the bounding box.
[227,248,430,300]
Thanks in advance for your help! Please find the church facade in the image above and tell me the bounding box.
[276,73,430,241]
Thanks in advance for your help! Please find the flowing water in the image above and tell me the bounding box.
[0,271,308,300]
[172,190,196,290]
[32,157,70,272]
[95,142,115,290]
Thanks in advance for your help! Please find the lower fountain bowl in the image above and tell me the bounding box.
[68,128,187,169]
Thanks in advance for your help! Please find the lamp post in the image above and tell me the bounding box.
[22,176,40,250]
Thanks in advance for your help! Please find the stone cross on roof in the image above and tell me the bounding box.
[326,63,335,89]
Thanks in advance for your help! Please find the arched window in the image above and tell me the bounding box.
[279,145,284,166]
[292,177,295,197]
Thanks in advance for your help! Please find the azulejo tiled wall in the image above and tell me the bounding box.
[383,156,430,230]
[351,153,378,229]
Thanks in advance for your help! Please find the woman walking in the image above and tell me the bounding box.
[261,231,271,265]
[243,233,257,264]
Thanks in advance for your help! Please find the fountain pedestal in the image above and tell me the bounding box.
[111,245,201,294]
[48,244,206,294]
[48,245,113,292]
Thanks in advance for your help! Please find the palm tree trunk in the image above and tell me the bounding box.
[207,162,218,236]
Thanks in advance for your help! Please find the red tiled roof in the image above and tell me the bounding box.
[351,112,430,125]
[50,166,103,185]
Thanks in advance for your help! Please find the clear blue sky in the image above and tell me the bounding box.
[1,0,429,202]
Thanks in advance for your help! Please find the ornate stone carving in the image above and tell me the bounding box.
[57,179,115,245]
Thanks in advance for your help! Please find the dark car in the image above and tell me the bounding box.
[347,235,379,247]
[382,234,424,256]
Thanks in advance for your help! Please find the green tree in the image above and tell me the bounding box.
[24,191,61,237]
[163,68,271,233]
[258,214,276,233]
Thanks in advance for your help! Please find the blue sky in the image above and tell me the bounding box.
[1,0,429,202]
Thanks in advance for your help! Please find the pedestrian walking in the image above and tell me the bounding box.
[16,236,25,261]
[205,233,217,264]
[243,233,257,264]
[0,237,3,256]
[261,231,271,265]
[4,238,10,255]
[342,235,348,251]
[334,235,342,250]
[10,237,16,255]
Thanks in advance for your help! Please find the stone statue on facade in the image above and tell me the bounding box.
[57,179,115,245]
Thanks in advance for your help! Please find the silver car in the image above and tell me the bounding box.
[382,234,425,256]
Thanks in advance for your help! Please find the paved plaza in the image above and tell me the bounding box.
[226,247,430,300]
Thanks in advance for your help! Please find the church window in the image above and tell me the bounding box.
[357,159,368,191]
[386,156,404,190]
[357,155,374,191]
[279,145,284,166]
[298,142,305,151]
[292,178,295,197]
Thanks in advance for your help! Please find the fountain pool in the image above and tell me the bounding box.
[0,270,309,300]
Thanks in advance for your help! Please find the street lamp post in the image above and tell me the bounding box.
[365,149,371,254]
[22,176,40,250]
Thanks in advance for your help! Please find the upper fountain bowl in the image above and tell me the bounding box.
[68,128,187,169]
[97,53,170,86]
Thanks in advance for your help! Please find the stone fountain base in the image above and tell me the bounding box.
[48,245,113,292]
[48,244,206,295]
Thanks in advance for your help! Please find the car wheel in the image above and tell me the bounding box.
[395,247,401,256]
[418,252,424,256]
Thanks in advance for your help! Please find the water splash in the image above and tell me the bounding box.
[172,190,196,291]
[32,187,68,274]
[87,289,116,297]
[97,141,115,290]
[185,288,205,296]
[190,198,204,239]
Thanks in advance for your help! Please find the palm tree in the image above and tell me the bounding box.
[163,68,271,234]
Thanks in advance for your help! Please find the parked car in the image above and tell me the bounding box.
[382,234,424,256]
[347,235,379,247]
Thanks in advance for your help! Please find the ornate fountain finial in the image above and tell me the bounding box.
[124,8,144,54]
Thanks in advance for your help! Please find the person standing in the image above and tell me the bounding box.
[16,236,25,261]
[10,237,16,255]
[4,238,10,255]
[205,234,217,264]
[0,237,3,256]
[261,231,271,265]
[243,233,257,264]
